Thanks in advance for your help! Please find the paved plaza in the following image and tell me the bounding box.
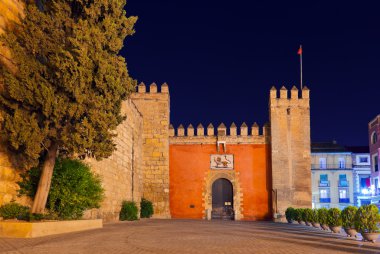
[0,219,379,254]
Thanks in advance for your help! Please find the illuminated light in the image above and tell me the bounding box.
[361,189,369,195]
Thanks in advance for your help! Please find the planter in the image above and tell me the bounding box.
[0,219,102,238]
[329,226,342,233]
[344,228,357,238]
[298,220,303,225]
[361,232,380,243]
[305,221,311,226]
[287,220,293,224]
[312,222,320,228]
[321,224,329,231]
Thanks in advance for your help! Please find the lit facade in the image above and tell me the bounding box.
[311,142,354,210]
[368,115,380,207]
[350,148,371,207]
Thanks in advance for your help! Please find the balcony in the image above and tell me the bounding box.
[338,180,349,187]
[311,164,352,170]
[339,198,350,203]
[320,198,331,203]
[319,181,330,187]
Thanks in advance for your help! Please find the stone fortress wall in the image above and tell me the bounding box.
[130,83,171,218]
[0,0,28,207]
[0,0,24,70]
[269,86,311,220]
[84,99,144,222]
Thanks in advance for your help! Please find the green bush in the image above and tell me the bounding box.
[119,201,138,221]
[17,212,45,222]
[18,158,104,220]
[300,208,307,222]
[355,204,380,233]
[140,198,154,218]
[317,208,329,225]
[0,202,29,220]
[341,206,358,229]
[304,208,313,222]
[294,209,302,222]
[310,209,319,223]
[327,208,342,227]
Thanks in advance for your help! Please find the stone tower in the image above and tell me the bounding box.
[269,86,311,221]
[130,83,171,218]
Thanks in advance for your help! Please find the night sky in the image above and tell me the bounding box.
[121,1,380,146]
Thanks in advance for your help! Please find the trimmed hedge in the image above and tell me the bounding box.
[0,202,29,220]
[341,206,358,229]
[140,198,154,218]
[317,208,329,225]
[355,204,380,233]
[119,201,138,221]
[327,208,342,227]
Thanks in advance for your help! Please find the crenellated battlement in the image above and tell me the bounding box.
[169,122,269,145]
[135,82,169,94]
[270,85,309,100]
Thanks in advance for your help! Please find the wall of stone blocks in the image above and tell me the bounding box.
[269,86,311,221]
[0,0,23,70]
[130,83,171,218]
[0,145,31,207]
[84,99,143,222]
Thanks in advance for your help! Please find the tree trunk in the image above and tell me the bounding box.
[31,142,59,214]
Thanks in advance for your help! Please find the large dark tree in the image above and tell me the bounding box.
[0,0,137,213]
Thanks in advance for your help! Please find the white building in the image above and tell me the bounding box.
[348,147,371,207]
[311,142,354,210]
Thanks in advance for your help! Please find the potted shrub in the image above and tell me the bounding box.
[294,209,303,224]
[327,208,342,233]
[299,208,307,225]
[310,209,320,228]
[304,208,313,226]
[318,208,330,230]
[355,204,380,243]
[341,206,358,238]
[285,207,296,223]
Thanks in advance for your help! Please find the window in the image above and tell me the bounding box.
[339,189,349,203]
[339,189,347,199]
[359,157,368,163]
[338,158,345,169]
[319,189,330,203]
[319,174,329,186]
[374,155,379,172]
[339,174,348,187]
[372,132,378,144]
[319,158,327,169]
[320,189,329,198]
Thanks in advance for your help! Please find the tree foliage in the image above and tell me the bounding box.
[0,0,137,169]
[18,158,104,220]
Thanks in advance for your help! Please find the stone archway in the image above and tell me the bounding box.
[202,170,243,220]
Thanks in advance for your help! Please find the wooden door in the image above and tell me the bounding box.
[211,178,234,220]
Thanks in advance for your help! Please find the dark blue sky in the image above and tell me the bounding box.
[122,1,380,146]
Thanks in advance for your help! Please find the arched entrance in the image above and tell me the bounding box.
[211,178,234,220]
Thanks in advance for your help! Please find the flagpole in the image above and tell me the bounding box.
[300,45,303,90]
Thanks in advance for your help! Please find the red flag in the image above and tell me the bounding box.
[297,46,302,55]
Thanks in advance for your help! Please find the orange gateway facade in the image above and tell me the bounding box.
[168,86,312,221]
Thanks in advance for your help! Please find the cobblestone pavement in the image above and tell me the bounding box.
[0,220,379,254]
